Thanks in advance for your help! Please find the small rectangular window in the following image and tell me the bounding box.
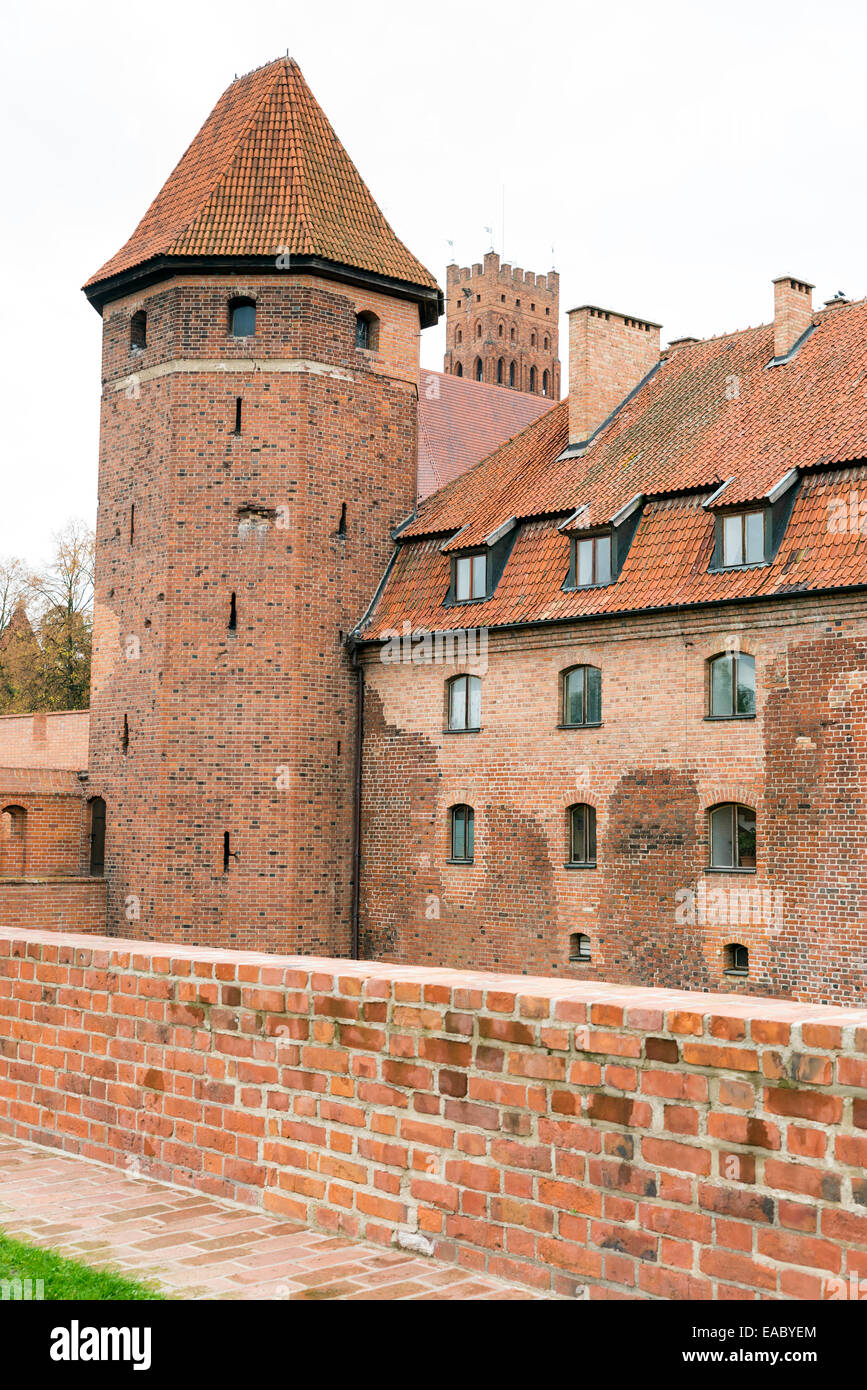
[722,510,765,568]
[455,553,487,602]
[575,534,612,588]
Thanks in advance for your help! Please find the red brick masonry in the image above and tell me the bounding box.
[1,926,866,1300]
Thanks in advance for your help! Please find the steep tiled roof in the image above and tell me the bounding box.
[416,371,554,499]
[361,299,867,636]
[85,58,438,299]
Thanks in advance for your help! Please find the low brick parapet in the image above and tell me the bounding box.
[0,926,865,1299]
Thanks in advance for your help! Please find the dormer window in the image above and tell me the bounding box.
[455,552,488,602]
[576,533,612,587]
[722,509,766,568]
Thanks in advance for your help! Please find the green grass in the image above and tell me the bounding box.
[0,1231,166,1301]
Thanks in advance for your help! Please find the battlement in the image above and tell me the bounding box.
[447,251,559,294]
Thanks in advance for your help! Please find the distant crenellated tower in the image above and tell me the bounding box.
[443,251,560,399]
[82,58,441,953]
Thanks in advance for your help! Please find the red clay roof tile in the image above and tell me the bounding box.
[417,371,553,500]
[363,300,867,635]
[85,58,438,296]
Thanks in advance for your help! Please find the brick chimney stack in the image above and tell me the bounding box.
[568,305,661,445]
[772,275,814,359]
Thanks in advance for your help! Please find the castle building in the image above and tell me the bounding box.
[1,63,866,1009]
[443,252,560,398]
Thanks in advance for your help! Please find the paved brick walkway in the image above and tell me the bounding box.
[0,1138,543,1300]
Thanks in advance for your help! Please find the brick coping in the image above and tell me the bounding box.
[3,925,866,1027]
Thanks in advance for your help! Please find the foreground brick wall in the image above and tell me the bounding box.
[1,927,866,1300]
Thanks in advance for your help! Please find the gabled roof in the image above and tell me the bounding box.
[85,58,440,316]
[417,371,554,499]
[360,298,867,637]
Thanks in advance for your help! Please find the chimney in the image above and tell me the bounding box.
[568,305,661,445]
[772,275,813,359]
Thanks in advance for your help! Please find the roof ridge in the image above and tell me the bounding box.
[281,59,314,256]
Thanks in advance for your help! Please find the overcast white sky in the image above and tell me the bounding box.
[3,0,867,566]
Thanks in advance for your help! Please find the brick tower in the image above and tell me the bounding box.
[83,58,441,952]
[443,251,560,398]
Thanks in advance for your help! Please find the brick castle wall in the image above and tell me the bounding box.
[88,271,421,952]
[1,926,865,1299]
[357,593,867,1006]
[0,882,106,932]
[0,711,90,771]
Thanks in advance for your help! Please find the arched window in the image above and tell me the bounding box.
[529,367,537,392]
[543,335,550,350]
[456,328,462,345]
[449,804,475,863]
[569,931,591,961]
[498,323,504,338]
[476,322,483,339]
[510,326,516,344]
[509,361,516,387]
[355,311,380,351]
[542,370,550,396]
[709,803,756,870]
[447,674,481,731]
[561,665,601,727]
[725,942,749,974]
[708,651,755,718]
[130,310,147,350]
[0,805,26,874]
[497,358,504,384]
[88,797,106,875]
[1,805,25,839]
[530,331,537,348]
[455,362,463,377]
[567,804,597,866]
[229,297,256,337]
[475,357,483,381]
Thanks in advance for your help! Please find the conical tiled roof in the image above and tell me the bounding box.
[84,58,440,315]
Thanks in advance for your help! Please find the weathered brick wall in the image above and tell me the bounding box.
[1,926,865,1300]
[0,771,90,875]
[358,593,867,1007]
[89,272,420,952]
[0,712,90,771]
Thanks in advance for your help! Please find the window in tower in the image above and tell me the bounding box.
[355,311,380,351]
[475,358,483,381]
[229,297,256,337]
[130,310,147,351]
